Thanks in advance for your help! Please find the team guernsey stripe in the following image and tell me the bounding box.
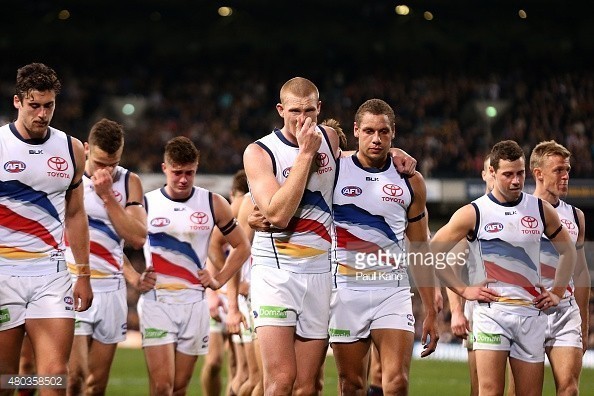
[0,180,61,222]
[149,232,202,269]
[285,217,331,242]
[335,227,398,265]
[89,217,120,244]
[0,246,45,260]
[90,241,120,269]
[334,204,398,244]
[273,241,326,258]
[301,189,331,215]
[0,204,59,249]
[479,239,537,271]
[151,253,200,284]
[484,260,539,297]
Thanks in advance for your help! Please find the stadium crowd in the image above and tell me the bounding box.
[1,67,593,177]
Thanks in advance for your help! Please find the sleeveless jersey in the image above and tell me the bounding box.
[332,155,412,289]
[144,186,214,302]
[469,192,545,314]
[251,127,335,273]
[539,200,579,297]
[65,167,130,287]
[0,123,76,275]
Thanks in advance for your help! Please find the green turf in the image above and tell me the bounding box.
[107,348,594,395]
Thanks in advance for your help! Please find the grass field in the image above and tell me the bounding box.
[107,347,594,395]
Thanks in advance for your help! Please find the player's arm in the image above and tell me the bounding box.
[405,172,439,357]
[445,240,470,339]
[237,194,256,243]
[122,253,155,292]
[65,137,92,311]
[535,201,576,307]
[341,147,417,175]
[97,172,147,249]
[243,118,321,229]
[430,205,498,302]
[198,194,251,331]
[573,208,590,352]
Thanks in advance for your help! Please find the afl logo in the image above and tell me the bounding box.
[47,156,68,171]
[561,219,575,230]
[521,216,538,229]
[484,222,504,233]
[151,217,170,227]
[64,296,73,305]
[316,153,329,167]
[341,186,362,197]
[4,160,26,173]
[190,212,209,225]
[382,184,403,197]
[282,167,292,178]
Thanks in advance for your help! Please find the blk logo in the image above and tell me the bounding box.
[382,184,403,197]
[521,216,538,229]
[316,153,329,167]
[47,156,68,171]
[4,161,26,173]
[190,212,209,225]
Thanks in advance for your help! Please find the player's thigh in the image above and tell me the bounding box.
[0,326,26,374]
[509,357,544,396]
[144,343,175,384]
[26,318,74,373]
[256,326,297,379]
[546,346,583,387]
[372,328,414,379]
[87,340,119,383]
[475,350,508,394]
[331,338,371,382]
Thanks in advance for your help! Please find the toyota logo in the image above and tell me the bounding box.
[47,156,68,171]
[316,153,329,167]
[190,212,209,225]
[521,216,538,229]
[113,191,123,202]
[561,219,575,230]
[382,184,403,197]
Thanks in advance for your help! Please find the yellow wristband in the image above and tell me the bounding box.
[75,264,91,276]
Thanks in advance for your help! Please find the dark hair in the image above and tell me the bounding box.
[88,118,124,154]
[164,136,200,165]
[15,63,61,100]
[490,140,524,171]
[322,118,348,150]
[355,99,396,127]
[231,169,249,195]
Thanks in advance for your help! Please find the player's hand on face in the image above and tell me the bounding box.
[462,278,499,302]
[533,285,560,309]
[91,168,114,198]
[198,269,221,290]
[295,116,322,156]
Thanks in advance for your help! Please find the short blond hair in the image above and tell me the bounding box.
[529,140,570,171]
[279,77,319,104]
